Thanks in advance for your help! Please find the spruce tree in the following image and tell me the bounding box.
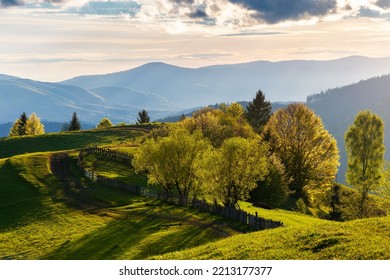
[246,90,272,133]
[137,109,150,124]
[18,112,28,135]
[68,112,81,131]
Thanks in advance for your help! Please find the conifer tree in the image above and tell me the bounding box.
[137,109,150,124]
[9,112,28,137]
[68,112,81,131]
[246,90,272,133]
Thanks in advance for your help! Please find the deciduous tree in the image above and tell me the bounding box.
[132,129,210,203]
[97,117,113,128]
[264,103,339,201]
[345,110,385,218]
[197,137,268,208]
[25,112,45,135]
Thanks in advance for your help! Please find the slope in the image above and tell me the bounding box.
[154,215,390,260]
[308,74,390,183]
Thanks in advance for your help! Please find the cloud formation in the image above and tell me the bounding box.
[229,0,338,23]
[375,0,390,9]
[1,0,23,7]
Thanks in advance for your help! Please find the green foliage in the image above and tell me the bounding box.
[132,129,211,202]
[9,112,34,137]
[197,137,269,208]
[263,103,339,201]
[345,110,385,218]
[137,109,150,124]
[250,155,290,208]
[180,104,256,147]
[0,153,236,260]
[68,112,81,131]
[25,112,45,135]
[296,198,308,214]
[246,90,272,133]
[97,117,113,129]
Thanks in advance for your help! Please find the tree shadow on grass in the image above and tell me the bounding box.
[0,159,47,231]
[41,202,229,260]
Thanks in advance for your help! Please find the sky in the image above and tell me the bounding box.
[1,0,390,81]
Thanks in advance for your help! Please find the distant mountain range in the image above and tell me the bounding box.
[2,56,390,127]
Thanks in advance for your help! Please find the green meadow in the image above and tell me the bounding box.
[1,126,389,260]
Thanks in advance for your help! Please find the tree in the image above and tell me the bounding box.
[25,112,45,135]
[263,103,339,201]
[197,137,268,208]
[132,129,211,204]
[249,154,290,208]
[68,112,81,131]
[179,104,256,147]
[345,110,385,218]
[97,117,113,128]
[246,90,272,133]
[9,112,28,137]
[137,109,150,124]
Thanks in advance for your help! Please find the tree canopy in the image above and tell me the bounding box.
[197,137,269,208]
[345,110,385,218]
[25,113,45,135]
[132,129,211,203]
[263,103,339,200]
[179,103,256,147]
[97,117,113,128]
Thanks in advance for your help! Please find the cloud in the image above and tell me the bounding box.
[1,0,23,7]
[229,0,337,23]
[375,0,390,9]
[69,1,141,16]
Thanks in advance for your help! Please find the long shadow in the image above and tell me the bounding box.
[0,159,47,231]
[41,203,228,260]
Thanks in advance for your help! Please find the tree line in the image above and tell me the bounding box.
[133,90,388,220]
[8,109,152,137]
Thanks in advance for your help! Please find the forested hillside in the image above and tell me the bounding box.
[308,75,390,183]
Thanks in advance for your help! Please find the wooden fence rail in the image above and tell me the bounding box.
[78,148,283,231]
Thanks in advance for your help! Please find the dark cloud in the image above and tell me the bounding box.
[229,0,337,23]
[376,0,390,9]
[189,9,208,19]
[358,7,382,18]
[1,0,23,7]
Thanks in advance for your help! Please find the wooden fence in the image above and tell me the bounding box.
[78,148,283,231]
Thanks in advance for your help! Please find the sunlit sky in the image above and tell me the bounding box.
[1,0,390,81]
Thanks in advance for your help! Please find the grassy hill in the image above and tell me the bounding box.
[153,215,390,260]
[1,126,389,260]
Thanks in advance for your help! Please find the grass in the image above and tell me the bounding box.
[0,125,146,159]
[2,126,390,260]
[153,216,390,260]
[0,152,240,260]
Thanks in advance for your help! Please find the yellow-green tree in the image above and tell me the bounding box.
[345,110,385,218]
[132,129,211,203]
[96,117,113,128]
[197,137,268,208]
[179,103,256,147]
[264,103,339,200]
[25,113,45,135]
